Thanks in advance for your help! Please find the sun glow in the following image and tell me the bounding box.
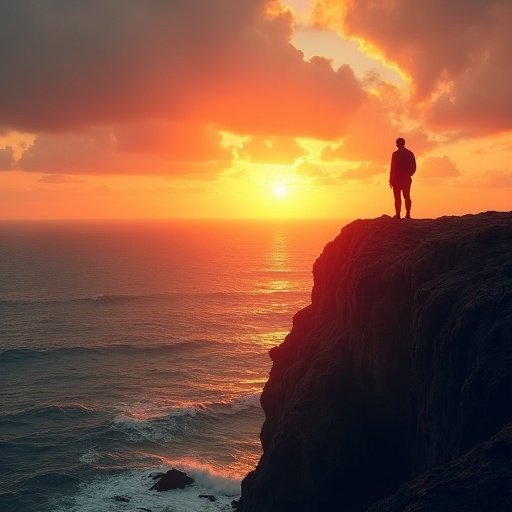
[273,184,287,198]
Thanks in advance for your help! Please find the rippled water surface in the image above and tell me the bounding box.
[0,219,344,511]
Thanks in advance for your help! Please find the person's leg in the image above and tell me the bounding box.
[392,186,402,218]
[403,180,412,218]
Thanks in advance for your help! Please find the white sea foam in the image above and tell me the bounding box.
[120,400,205,420]
[79,449,100,465]
[231,393,261,412]
[112,400,204,439]
[176,461,242,496]
[51,464,240,512]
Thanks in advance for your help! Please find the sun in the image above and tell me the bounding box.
[272,184,287,198]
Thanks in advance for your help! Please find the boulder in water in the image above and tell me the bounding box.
[149,468,194,491]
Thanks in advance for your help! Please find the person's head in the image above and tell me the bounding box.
[396,137,405,147]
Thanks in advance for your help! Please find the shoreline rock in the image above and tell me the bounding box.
[149,468,194,492]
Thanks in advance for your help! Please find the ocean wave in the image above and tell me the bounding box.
[204,393,262,416]
[22,470,83,489]
[172,461,242,495]
[112,404,203,444]
[0,340,216,361]
[230,393,261,412]
[0,404,102,451]
[0,345,95,360]
[0,287,306,307]
[0,292,195,309]
[0,469,83,509]
[111,394,262,445]
[50,463,241,512]
[1,403,97,423]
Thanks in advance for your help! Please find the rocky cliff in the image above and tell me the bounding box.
[237,211,512,512]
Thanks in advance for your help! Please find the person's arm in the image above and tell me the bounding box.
[410,151,416,176]
[389,152,396,187]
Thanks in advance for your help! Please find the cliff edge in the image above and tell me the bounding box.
[238,211,512,512]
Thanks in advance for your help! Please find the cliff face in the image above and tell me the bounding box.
[238,212,512,512]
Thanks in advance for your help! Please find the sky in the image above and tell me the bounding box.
[0,0,511,220]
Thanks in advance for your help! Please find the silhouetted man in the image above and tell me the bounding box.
[389,137,416,219]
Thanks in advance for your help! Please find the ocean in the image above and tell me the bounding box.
[0,219,344,512]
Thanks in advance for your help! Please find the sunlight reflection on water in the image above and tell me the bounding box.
[266,228,291,271]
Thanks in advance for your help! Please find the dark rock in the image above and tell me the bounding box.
[112,495,130,503]
[136,508,153,512]
[237,212,512,512]
[368,421,512,511]
[199,494,218,502]
[149,468,194,491]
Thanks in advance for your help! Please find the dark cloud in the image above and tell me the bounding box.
[0,0,365,140]
[313,0,512,135]
[0,146,15,170]
[17,123,232,176]
[114,121,229,161]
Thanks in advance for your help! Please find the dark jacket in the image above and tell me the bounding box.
[390,147,416,187]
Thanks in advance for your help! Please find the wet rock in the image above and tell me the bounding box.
[112,495,130,503]
[199,494,218,502]
[149,468,194,491]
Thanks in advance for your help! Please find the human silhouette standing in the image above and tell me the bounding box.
[389,137,416,219]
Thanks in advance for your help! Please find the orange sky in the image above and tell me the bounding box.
[0,0,511,220]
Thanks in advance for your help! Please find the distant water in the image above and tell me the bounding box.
[0,219,344,512]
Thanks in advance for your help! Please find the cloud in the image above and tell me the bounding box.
[294,160,384,185]
[312,0,512,135]
[320,103,394,164]
[420,156,461,179]
[239,136,307,164]
[320,85,435,165]
[38,175,85,184]
[294,160,348,186]
[17,123,232,176]
[0,146,15,170]
[0,0,365,140]
[341,162,385,180]
[295,161,326,178]
[476,170,512,188]
[114,120,230,161]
